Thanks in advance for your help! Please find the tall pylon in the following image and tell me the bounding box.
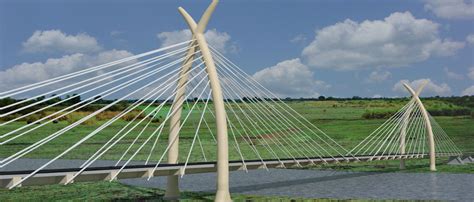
[399,82,427,170]
[166,0,232,201]
[402,82,436,171]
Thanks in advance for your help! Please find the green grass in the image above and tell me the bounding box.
[0,99,472,200]
[0,99,472,163]
[303,157,474,173]
[0,181,413,201]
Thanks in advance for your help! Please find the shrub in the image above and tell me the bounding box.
[44,111,68,121]
[427,108,471,116]
[108,103,129,112]
[362,110,395,119]
[81,117,97,126]
[96,111,120,121]
[121,111,146,122]
[80,105,103,112]
[151,117,161,123]
[64,113,96,125]
[24,114,42,124]
[0,114,20,122]
[362,107,471,119]
[65,112,93,125]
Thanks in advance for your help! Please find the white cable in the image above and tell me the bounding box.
[113,62,207,166]
[17,59,208,187]
[182,90,212,176]
[119,77,211,181]
[78,66,184,168]
[214,54,336,160]
[74,65,205,178]
[0,54,194,166]
[0,47,193,124]
[0,44,193,114]
[84,60,206,168]
[73,69,193,178]
[215,60,332,161]
[349,100,414,155]
[0,40,193,99]
[211,46,352,158]
[357,100,415,156]
[185,68,279,162]
[378,103,418,158]
[219,78,305,162]
[216,63,323,162]
[0,54,193,143]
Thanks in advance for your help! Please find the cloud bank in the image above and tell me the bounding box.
[302,12,464,70]
[252,58,329,98]
[22,30,102,54]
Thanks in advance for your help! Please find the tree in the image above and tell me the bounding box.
[71,94,81,104]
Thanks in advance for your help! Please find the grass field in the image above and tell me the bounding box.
[1,99,472,161]
[0,181,348,201]
[0,99,472,200]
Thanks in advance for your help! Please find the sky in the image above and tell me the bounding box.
[0,0,473,98]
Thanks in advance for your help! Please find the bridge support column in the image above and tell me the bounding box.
[399,104,411,170]
[164,39,197,200]
[178,1,231,201]
[403,82,436,171]
[399,83,426,170]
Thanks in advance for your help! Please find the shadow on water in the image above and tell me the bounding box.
[199,162,441,193]
[201,171,382,193]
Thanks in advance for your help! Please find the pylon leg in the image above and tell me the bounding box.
[402,83,436,172]
[400,159,406,170]
[164,176,180,200]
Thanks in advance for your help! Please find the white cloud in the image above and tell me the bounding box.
[392,78,452,96]
[372,94,383,98]
[252,58,329,98]
[290,34,307,44]
[424,0,474,19]
[462,85,474,95]
[157,29,236,53]
[367,70,391,83]
[468,67,474,80]
[302,12,465,70]
[467,34,474,44]
[22,30,101,54]
[110,30,123,37]
[0,49,133,91]
[92,49,134,66]
[444,67,464,80]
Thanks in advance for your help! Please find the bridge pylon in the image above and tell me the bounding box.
[167,0,231,201]
[402,82,436,171]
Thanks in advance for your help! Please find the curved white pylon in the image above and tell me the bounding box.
[170,0,232,201]
[399,82,427,169]
[402,82,436,171]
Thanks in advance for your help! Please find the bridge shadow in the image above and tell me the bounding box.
[199,170,381,194]
[199,163,432,194]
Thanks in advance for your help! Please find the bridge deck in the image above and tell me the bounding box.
[0,153,456,188]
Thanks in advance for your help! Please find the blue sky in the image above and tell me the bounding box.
[1,0,473,98]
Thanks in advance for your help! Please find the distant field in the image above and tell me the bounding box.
[0,99,472,163]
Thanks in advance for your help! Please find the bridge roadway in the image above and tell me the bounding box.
[0,153,455,189]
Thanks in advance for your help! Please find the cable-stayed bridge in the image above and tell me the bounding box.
[0,1,464,201]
